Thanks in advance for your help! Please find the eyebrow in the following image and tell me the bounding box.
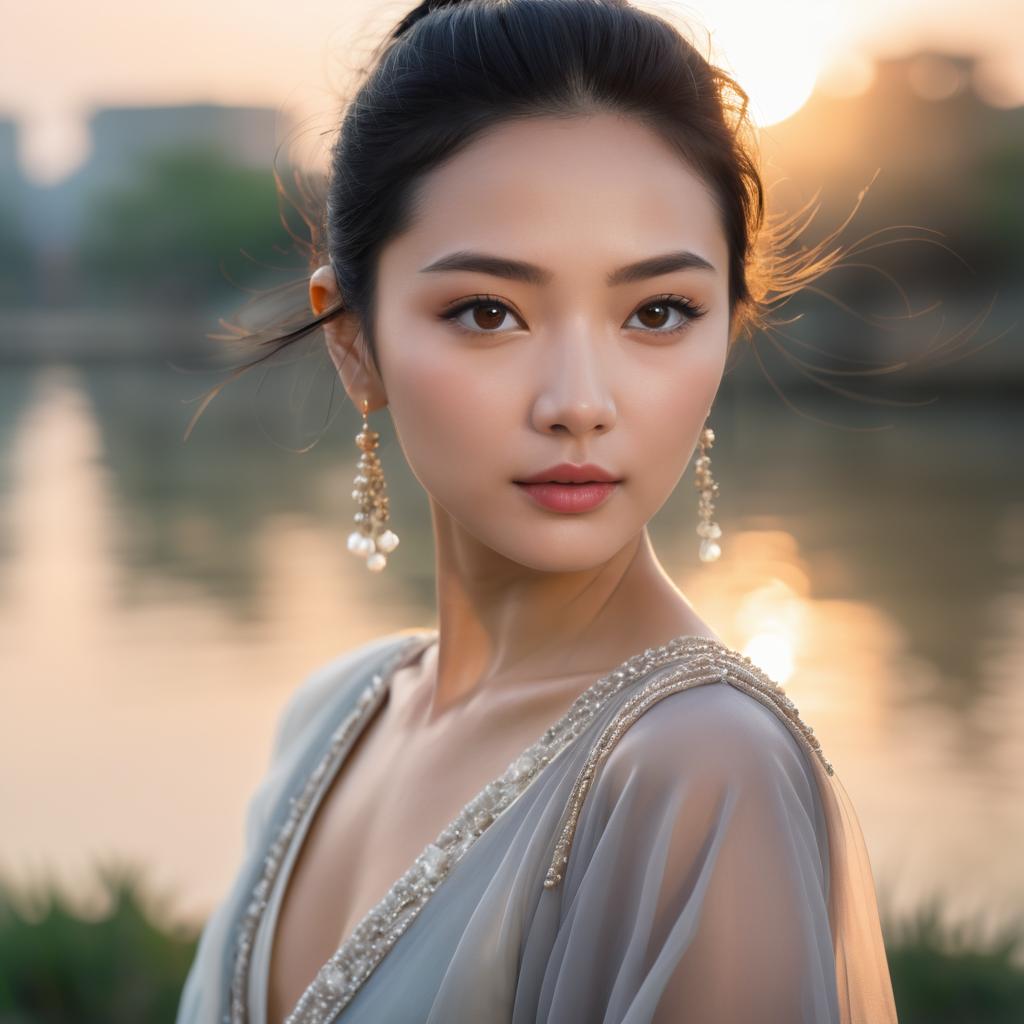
[418,249,717,285]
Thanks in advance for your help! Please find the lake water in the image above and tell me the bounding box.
[1,352,1021,949]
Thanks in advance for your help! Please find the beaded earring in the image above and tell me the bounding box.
[346,399,400,572]
[694,422,722,562]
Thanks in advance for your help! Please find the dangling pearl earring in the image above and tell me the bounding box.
[347,399,400,572]
[694,422,722,562]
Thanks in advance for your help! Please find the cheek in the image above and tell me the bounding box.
[630,339,726,487]
[632,391,698,490]
[380,339,516,494]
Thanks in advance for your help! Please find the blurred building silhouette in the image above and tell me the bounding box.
[752,50,1023,389]
[0,54,1019,381]
[5,105,289,306]
[765,50,1023,254]
[0,119,20,188]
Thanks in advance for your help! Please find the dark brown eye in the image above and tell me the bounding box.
[441,296,524,334]
[625,295,707,334]
[471,302,506,330]
[636,302,672,329]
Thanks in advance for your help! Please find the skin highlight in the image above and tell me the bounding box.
[311,111,729,726]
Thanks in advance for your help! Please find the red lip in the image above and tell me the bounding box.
[514,480,618,513]
[513,462,621,484]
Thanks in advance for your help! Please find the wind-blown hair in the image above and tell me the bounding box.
[184,0,862,440]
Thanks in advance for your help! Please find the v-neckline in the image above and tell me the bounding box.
[233,628,727,1024]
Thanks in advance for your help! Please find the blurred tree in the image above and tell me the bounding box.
[0,195,35,307]
[970,143,1024,269]
[76,145,297,309]
[0,863,199,1023]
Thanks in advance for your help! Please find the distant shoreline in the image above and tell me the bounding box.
[0,307,240,363]
[0,301,1021,390]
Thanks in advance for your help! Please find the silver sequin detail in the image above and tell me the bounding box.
[543,647,834,889]
[227,635,426,1024]
[228,632,825,1024]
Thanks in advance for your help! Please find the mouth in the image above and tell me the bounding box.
[513,462,621,486]
[511,462,622,512]
[515,477,621,485]
[513,479,620,514]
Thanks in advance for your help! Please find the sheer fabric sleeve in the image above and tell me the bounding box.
[534,680,898,1024]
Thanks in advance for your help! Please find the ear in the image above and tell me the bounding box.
[309,264,387,414]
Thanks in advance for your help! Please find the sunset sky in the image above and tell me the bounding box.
[4,0,1022,185]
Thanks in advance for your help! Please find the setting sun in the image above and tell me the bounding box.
[670,0,845,125]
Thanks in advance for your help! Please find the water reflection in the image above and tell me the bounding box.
[0,360,1020,944]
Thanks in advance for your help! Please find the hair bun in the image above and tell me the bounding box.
[391,0,472,39]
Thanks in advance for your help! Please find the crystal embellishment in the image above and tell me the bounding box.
[226,636,423,1024]
[421,843,448,883]
[543,646,834,889]
[227,631,833,1024]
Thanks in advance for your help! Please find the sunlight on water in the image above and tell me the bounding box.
[743,632,796,684]
[0,366,423,921]
[0,361,1021,944]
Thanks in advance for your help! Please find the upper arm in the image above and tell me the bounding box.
[540,680,837,1024]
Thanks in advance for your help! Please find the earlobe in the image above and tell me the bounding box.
[324,330,347,374]
[321,311,386,417]
[309,264,386,413]
[324,322,363,381]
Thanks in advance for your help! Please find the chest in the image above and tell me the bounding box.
[264,684,576,1024]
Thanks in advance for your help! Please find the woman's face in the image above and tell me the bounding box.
[346,112,730,573]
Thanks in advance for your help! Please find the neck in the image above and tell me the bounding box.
[412,514,717,723]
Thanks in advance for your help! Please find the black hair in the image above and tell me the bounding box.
[183,0,865,441]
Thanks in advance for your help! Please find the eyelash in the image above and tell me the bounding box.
[438,293,708,336]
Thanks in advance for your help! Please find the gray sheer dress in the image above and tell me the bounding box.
[175,628,899,1024]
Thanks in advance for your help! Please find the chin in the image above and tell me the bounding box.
[481,524,634,574]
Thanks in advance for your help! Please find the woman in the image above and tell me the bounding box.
[176,0,899,1021]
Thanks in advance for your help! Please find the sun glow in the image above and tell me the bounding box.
[743,632,797,684]
[666,0,846,125]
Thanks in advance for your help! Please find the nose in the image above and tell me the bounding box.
[530,327,617,437]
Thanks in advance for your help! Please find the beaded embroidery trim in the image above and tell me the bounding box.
[228,631,828,1024]
[227,633,432,1024]
[544,646,834,889]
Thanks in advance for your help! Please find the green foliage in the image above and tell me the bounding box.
[0,194,34,305]
[882,892,1024,1023]
[971,145,1024,264]
[1,866,1022,1022]
[76,145,298,308]
[0,861,198,1024]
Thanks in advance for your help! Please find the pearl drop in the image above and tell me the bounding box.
[347,531,365,554]
[366,552,387,572]
[376,529,399,553]
[699,539,722,562]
